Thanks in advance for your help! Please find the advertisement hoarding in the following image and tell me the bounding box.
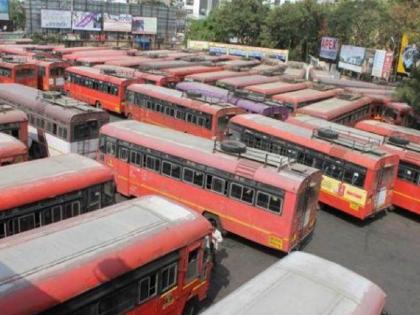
[338,45,366,73]
[397,33,420,75]
[0,0,9,21]
[72,11,102,31]
[132,17,157,35]
[103,14,132,32]
[320,37,339,61]
[372,50,386,78]
[41,9,72,29]
[381,52,394,81]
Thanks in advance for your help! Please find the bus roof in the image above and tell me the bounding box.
[53,46,108,54]
[164,65,223,77]
[201,252,386,315]
[230,114,394,167]
[185,70,249,83]
[0,132,27,158]
[76,54,130,65]
[355,120,420,144]
[29,58,69,67]
[0,153,113,211]
[222,59,261,70]
[66,66,139,84]
[385,102,413,112]
[296,96,372,120]
[104,56,155,67]
[0,196,212,315]
[138,60,191,70]
[0,84,109,125]
[272,88,342,104]
[217,75,280,89]
[102,120,320,193]
[0,59,37,69]
[127,84,240,114]
[0,104,27,124]
[245,81,311,96]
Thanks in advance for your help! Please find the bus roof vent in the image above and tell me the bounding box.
[42,91,62,100]
[127,51,136,56]
[101,68,117,75]
[387,136,420,153]
[2,56,24,64]
[0,104,14,113]
[337,93,360,101]
[388,136,410,146]
[185,91,202,99]
[233,89,249,99]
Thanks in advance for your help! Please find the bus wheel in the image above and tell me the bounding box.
[95,101,101,109]
[203,212,226,236]
[182,298,198,315]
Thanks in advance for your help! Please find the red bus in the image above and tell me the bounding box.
[216,75,281,91]
[98,120,322,252]
[75,54,132,67]
[125,84,245,139]
[272,87,343,112]
[185,70,250,84]
[202,252,387,315]
[105,56,156,68]
[296,95,378,126]
[0,58,37,87]
[65,66,143,114]
[63,50,130,63]
[0,196,213,315]
[53,46,108,57]
[355,120,420,146]
[245,81,312,97]
[94,64,179,87]
[30,59,69,91]
[0,104,28,144]
[228,114,399,219]
[0,153,115,238]
[290,115,420,216]
[0,132,27,166]
[382,102,414,126]
[163,65,224,81]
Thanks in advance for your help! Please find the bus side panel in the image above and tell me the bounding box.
[319,190,373,219]
[112,160,295,251]
[392,179,420,215]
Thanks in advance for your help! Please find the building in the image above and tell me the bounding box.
[181,0,219,19]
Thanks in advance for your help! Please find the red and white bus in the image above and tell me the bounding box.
[0,58,37,87]
[0,84,109,158]
[216,75,280,91]
[98,120,322,252]
[355,120,420,146]
[185,70,250,84]
[126,84,245,139]
[296,95,378,126]
[30,58,69,91]
[245,80,311,98]
[163,65,223,81]
[0,104,28,144]
[202,251,387,315]
[290,115,420,216]
[0,153,115,238]
[228,114,399,219]
[65,66,143,114]
[0,132,27,166]
[0,196,213,315]
[94,64,179,87]
[271,87,343,112]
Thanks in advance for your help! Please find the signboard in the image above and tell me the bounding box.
[187,40,210,50]
[103,14,132,32]
[132,17,157,35]
[338,45,366,73]
[0,0,9,21]
[72,11,102,31]
[41,10,72,29]
[382,52,394,81]
[372,50,386,77]
[320,37,339,61]
[397,33,420,75]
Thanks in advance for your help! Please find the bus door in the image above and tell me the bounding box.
[293,182,314,244]
[374,165,395,211]
[114,141,130,195]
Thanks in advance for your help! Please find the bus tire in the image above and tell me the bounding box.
[203,212,226,236]
[388,136,409,146]
[182,298,198,315]
[220,140,246,154]
[317,128,338,139]
[95,101,101,109]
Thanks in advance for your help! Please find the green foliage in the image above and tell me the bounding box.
[396,68,420,112]
[188,0,420,62]
[9,0,25,30]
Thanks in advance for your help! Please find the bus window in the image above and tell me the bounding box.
[19,214,35,233]
[186,248,200,282]
[161,263,177,292]
[139,273,158,303]
[16,68,35,79]
[217,115,233,131]
[0,67,11,77]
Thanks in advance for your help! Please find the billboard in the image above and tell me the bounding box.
[41,9,72,29]
[0,0,9,21]
[397,33,420,75]
[103,14,132,32]
[72,11,102,31]
[338,45,366,73]
[132,17,157,35]
[320,37,339,61]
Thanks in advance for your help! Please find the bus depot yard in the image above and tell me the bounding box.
[0,42,419,315]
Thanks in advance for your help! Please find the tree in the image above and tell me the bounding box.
[396,67,420,113]
[9,0,25,31]
[186,18,217,42]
